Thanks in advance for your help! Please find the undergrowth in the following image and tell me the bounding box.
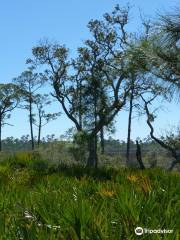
[0,152,179,239]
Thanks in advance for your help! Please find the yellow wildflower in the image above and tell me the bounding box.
[127,175,138,182]
[99,189,114,197]
[140,176,152,193]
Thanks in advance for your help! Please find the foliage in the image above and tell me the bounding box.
[0,156,179,239]
[13,68,45,150]
[28,5,134,166]
[160,124,180,149]
[137,8,180,92]
[0,83,21,150]
[69,131,88,163]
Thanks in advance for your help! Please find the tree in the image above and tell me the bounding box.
[33,94,61,147]
[123,12,178,165]
[0,83,20,151]
[126,76,135,165]
[138,8,180,90]
[120,9,179,168]
[29,6,140,167]
[123,46,153,166]
[14,68,44,150]
[125,73,157,166]
[141,95,180,170]
[155,9,180,87]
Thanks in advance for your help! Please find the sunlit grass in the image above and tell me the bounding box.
[0,153,179,239]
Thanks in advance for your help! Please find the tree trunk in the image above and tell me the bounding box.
[87,134,98,168]
[100,127,105,154]
[168,159,179,171]
[37,116,42,147]
[95,132,98,168]
[29,100,34,150]
[126,83,134,166]
[78,80,83,130]
[136,140,145,169]
[90,84,98,168]
[143,99,179,171]
[0,115,2,152]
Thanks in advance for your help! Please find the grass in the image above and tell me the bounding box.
[0,152,179,239]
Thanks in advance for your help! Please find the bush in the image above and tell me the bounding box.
[28,159,49,173]
[3,151,43,170]
[69,131,88,163]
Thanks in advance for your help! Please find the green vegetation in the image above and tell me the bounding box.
[1,5,179,169]
[0,4,179,239]
[0,152,179,239]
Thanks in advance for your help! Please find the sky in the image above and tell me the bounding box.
[0,0,179,141]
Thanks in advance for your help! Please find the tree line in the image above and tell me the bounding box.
[0,5,179,169]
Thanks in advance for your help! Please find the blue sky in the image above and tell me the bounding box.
[0,0,179,140]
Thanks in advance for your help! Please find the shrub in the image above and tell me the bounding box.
[69,131,88,163]
[28,159,49,173]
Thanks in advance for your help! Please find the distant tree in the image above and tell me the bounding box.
[14,68,44,150]
[60,127,76,141]
[0,83,20,151]
[33,94,61,146]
